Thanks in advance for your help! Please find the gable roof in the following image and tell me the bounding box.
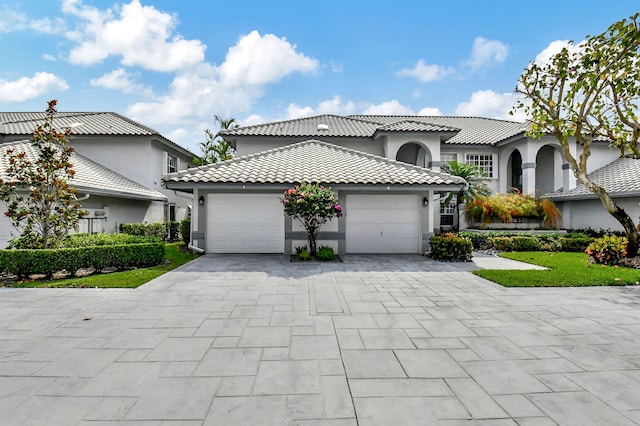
[163,140,466,189]
[545,157,640,200]
[356,115,526,145]
[0,140,167,201]
[0,111,195,157]
[220,114,526,146]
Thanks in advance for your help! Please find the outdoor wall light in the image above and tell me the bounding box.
[422,197,429,207]
[198,195,205,206]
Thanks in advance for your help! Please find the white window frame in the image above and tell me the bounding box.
[440,153,458,166]
[166,153,178,174]
[465,153,495,178]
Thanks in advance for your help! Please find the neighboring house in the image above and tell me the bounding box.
[163,114,631,254]
[0,111,196,238]
[0,140,168,248]
[545,157,640,231]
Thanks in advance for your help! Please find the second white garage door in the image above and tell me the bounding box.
[345,194,420,253]
[207,193,284,253]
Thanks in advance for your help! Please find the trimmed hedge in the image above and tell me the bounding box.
[119,223,166,240]
[458,231,593,252]
[430,233,473,262]
[60,233,152,247]
[0,243,165,279]
[179,219,191,245]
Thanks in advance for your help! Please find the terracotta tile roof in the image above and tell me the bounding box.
[545,157,640,200]
[0,111,195,157]
[0,140,167,201]
[163,140,466,187]
[220,114,525,146]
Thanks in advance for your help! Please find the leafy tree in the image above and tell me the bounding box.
[281,182,343,256]
[0,100,87,249]
[514,13,640,257]
[194,115,239,165]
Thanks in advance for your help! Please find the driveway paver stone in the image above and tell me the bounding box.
[1,253,640,425]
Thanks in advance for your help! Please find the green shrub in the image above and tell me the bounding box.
[119,223,165,240]
[297,248,311,261]
[0,243,165,278]
[585,235,628,265]
[180,219,191,245]
[560,235,593,252]
[316,246,336,261]
[60,233,151,247]
[430,233,473,261]
[489,236,542,252]
[165,221,180,242]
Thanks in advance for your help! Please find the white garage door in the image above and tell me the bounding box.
[207,193,284,253]
[346,194,420,253]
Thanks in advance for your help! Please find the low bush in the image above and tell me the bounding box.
[166,221,180,242]
[585,235,628,265]
[295,245,308,255]
[430,233,473,262]
[60,233,151,247]
[489,236,542,252]
[180,219,191,245]
[566,227,626,238]
[458,231,594,253]
[316,246,336,261]
[560,235,593,252]
[0,243,165,279]
[297,248,311,261]
[119,223,165,240]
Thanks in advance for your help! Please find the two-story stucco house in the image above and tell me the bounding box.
[0,111,196,247]
[163,114,636,255]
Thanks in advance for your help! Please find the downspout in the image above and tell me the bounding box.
[188,243,205,254]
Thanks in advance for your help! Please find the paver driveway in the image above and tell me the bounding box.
[1,254,640,425]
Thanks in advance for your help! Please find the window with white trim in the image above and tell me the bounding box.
[465,153,494,177]
[166,154,178,174]
[440,153,457,165]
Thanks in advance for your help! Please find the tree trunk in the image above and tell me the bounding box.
[592,183,640,257]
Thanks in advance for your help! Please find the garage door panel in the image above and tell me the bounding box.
[207,194,284,253]
[346,195,420,254]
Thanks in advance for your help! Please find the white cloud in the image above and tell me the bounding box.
[534,39,584,65]
[0,72,69,102]
[417,107,443,116]
[329,60,343,73]
[397,60,454,82]
[362,100,415,115]
[0,5,66,34]
[219,30,318,86]
[42,53,58,61]
[63,0,205,72]
[454,90,525,120]
[240,114,266,127]
[90,68,155,97]
[127,31,318,127]
[286,96,358,119]
[467,37,508,70]
[287,103,315,119]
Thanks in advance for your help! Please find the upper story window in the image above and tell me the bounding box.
[465,153,494,178]
[440,153,458,165]
[166,154,178,174]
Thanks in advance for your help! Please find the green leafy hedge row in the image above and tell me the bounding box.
[430,233,473,261]
[119,222,183,242]
[0,243,165,279]
[458,231,593,252]
[60,233,153,247]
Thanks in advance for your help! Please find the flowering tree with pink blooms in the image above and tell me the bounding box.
[281,181,342,256]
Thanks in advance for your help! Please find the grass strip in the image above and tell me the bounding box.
[7,243,199,288]
[473,251,640,287]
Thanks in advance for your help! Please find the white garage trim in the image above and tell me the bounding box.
[206,193,284,253]
[346,194,420,254]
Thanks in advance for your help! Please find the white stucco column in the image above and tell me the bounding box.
[191,188,200,249]
[427,190,434,233]
[522,162,536,195]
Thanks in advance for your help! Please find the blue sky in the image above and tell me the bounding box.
[0,0,638,153]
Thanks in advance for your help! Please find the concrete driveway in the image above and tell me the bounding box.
[1,254,640,425]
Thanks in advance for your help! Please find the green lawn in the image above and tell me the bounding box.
[473,251,640,287]
[7,243,200,289]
